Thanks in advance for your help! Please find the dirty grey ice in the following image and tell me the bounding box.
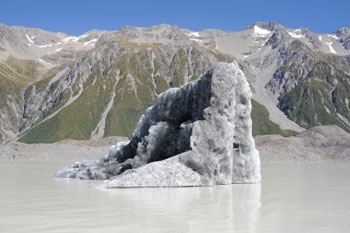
[55,62,261,187]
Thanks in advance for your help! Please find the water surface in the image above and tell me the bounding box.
[0,161,349,233]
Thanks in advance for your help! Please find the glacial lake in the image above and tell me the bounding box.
[0,161,350,233]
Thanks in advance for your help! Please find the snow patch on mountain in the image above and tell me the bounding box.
[287,29,304,38]
[325,41,337,54]
[62,34,88,43]
[328,34,339,40]
[252,26,271,37]
[25,34,34,44]
[190,38,202,42]
[84,38,98,46]
[63,36,78,43]
[186,31,200,37]
[186,31,203,42]
[37,43,54,48]
[38,58,52,66]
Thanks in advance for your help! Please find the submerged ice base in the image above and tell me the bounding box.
[55,62,261,187]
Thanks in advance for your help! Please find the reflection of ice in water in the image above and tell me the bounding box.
[99,184,261,233]
[232,184,261,233]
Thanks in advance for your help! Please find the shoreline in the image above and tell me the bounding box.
[0,136,126,161]
[1,125,350,162]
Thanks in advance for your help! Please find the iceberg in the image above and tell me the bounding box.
[55,62,261,187]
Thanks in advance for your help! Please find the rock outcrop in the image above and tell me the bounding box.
[55,62,261,187]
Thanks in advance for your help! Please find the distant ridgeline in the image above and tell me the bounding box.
[1,22,350,143]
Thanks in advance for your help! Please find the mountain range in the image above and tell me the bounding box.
[1,22,350,144]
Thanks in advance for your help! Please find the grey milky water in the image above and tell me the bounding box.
[0,161,350,233]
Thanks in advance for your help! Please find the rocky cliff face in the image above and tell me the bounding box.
[55,62,261,187]
[265,40,350,131]
[0,23,103,143]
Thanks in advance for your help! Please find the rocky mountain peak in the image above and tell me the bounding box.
[253,21,281,31]
[334,27,350,50]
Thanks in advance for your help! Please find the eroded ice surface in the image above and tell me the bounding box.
[55,62,261,187]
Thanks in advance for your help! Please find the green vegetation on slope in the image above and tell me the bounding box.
[23,66,71,120]
[5,56,41,80]
[154,75,168,94]
[104,45,157,137]
[277,61,350,132]
[0,64,23,106]
[18,38,275,143]
[251,99,297,137]
[104,75,148,137]
[266,41,350,132]
[0,61,35,124]
[18,73,116,143]
[104,42,232,137]
[0,56,41,108]
[0,57,43,141]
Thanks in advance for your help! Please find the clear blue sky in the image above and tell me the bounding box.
[1,0,349,35]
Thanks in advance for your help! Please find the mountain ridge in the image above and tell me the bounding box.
[1,22,350,143]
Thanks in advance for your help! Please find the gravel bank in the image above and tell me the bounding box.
[256,125,350,162]
[0,136,126,160]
